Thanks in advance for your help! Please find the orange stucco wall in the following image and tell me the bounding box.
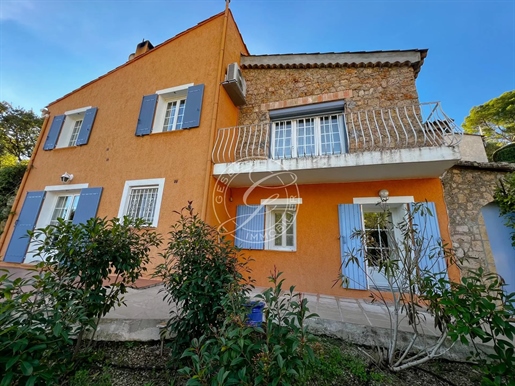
[0,12,248,274]
[225,178,456,298]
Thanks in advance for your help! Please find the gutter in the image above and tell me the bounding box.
[200,0,230,220]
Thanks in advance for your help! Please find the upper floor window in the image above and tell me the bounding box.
[43,106,98,150]
[135,84,205,136]
[269,100,346,159]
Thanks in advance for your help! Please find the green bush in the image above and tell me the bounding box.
[0,162,26,232]
[494,172,515,246]
[421,268,515,385]
[180,269,318,386]
[493,143,515,163]
[0,216,161,385]
[155,202,253,358]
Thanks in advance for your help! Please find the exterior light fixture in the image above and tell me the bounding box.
[378,189,389,202]
[40,108,49,118]
[60,172,74,184]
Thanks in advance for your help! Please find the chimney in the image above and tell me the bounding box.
[128,39,154,61]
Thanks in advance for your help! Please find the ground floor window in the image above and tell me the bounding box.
[50,194,80,225]
[118,178,165,227]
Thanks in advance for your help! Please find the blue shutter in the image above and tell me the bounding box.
[412,202,448,281]
[76,107,98,146]
[182,84,205,129]
[72,187,103,224]
[338,204,367,290]
[43,115,65,150]
[235,205,265,250]
[135,94,158,136]
[4,191,46,263]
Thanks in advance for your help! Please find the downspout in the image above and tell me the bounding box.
[200,0,230,220]
[0,112,50,256]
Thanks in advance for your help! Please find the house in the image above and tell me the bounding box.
[0,6,464,297]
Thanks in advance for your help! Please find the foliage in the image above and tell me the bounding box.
[0,216,160,385]
[180,268,318,385]
[155,202,253,358]
[0,162,27,233]
[338,203,455,370]
[494,172,515,247]
[69,368,112,386]
[32,217,162,338]
[462,91,515,158]
[304,339,385,385]
[0,269,89,385]
[337,202,515,384]
[0,101,43,162]
[422,268,515,385]
[493,143,515,163]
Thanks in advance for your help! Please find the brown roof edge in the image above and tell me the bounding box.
[47,11,227,108]
[453,160,515,172]
[241,48,428,78]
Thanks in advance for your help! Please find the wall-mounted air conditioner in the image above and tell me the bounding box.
[222,62,246,107]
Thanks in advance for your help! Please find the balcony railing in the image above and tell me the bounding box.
[212,102,463,164]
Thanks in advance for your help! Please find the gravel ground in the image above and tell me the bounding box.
[71,339,483,386]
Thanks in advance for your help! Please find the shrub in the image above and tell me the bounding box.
[155,202,253,357]
[0,162,26,233]
[494,172,515,246]
[180,268,318,385]
[0,216,161,385]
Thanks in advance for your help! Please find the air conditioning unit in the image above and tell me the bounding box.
[222,62,246,106]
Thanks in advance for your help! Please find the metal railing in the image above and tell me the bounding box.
[212,102,463,164]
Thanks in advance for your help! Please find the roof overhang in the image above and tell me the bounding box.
[241,49,428,78]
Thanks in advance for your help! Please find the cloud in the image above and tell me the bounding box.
[0,1,36,23]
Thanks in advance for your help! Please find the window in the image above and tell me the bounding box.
[235,198,301,251]
[3,185,103,264]
[135,84,205,136]
[44,107,98,150]
[118,178,165,227]
[50,194,80,225]
[267,207,296,251]
[269,100,346,159]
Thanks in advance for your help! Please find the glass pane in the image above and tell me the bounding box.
[363,212,392,267]
[273,121,292,159]
[320,115,342,155]
[175,99,186,129]
[126,187,158,223]
[162,102,175,131]
[274,212,283,246]
[296,118,315,157]
[68,119,83,146]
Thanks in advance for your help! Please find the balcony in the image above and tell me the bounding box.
[212,102,463,187]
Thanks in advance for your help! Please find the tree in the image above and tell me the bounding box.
[0,101,43,162]
[462,91,515,160]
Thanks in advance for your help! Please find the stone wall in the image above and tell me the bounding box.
[234,66,423,158]
[240,66,420,125]
[441,162,515,274]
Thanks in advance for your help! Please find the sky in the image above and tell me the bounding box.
[0,0,514,126]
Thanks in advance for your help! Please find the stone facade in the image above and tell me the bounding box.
[441,162,515,274]
[240,66,420,125]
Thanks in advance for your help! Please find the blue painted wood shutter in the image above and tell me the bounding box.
[72,187,103,224]
[135,94,158,136]
[412,202,449,281]
[235,205,265,250]
[338,204,367,290]
[43,115,65,150]
[182,84,205,129]
[4,191,46,263]
[76,107,98,146]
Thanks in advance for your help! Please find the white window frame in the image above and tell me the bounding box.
[56,106,92,148]
[118,178,165,227]
[271,114,345,159]
[262,198,301,252]
[152,84,193,134]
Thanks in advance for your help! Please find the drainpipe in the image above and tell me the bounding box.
[200,0,230,220]
[0,111,50,255]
